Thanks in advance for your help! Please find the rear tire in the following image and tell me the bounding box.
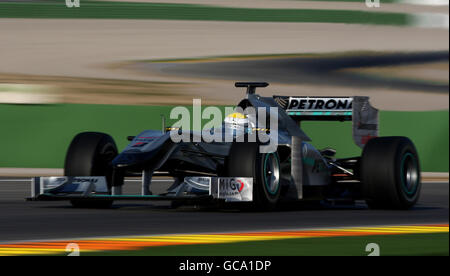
[64,132,120,208]
[226,142,281,211]
[361,136,421,210]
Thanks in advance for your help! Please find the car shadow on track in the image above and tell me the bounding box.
[35,201,443,213]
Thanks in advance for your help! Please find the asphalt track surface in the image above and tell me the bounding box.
[0,177,448,243]
[140,51,449,93]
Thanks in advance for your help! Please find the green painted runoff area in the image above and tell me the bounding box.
[78,233,449,256]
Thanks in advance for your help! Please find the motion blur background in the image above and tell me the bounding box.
[0,0,448,172]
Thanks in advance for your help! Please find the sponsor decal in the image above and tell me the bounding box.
[131,136,158,147]
[236,180,245,192]
[184,176,211,191]
[72,177,98,184]
[273,95,289,109]
[287,97,353,111]
[219,178,245,195]
[209,177,252,202]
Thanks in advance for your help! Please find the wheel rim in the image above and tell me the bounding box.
[400,152,419,196]
[263,153,280,195]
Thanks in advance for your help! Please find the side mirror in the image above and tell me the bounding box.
[320,148,336,157]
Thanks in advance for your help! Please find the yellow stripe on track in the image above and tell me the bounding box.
[0,224,447,256]
[323,226,449,234]
[108,235,284,243]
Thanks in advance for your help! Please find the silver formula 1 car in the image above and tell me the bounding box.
[29,82,421,210]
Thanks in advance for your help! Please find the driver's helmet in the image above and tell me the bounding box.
[223,112,254,134]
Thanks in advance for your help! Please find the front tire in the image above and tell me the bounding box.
[361,136,421,210]
[64,132,120,208]
[226,142,281,210]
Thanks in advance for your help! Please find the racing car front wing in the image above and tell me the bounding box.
[28,176,253,203]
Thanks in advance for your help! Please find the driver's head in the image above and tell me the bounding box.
[224,112,251,133]
[224,112,247,125]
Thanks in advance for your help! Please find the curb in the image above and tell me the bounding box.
[0,168,63,177]
[421,172,449,182]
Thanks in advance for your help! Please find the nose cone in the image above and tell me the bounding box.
[112,130,171,168]
[112,149,163,168]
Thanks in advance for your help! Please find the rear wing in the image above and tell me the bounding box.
[273,96,379,148]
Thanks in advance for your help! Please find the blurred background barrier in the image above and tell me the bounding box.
[0,84,60,104]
